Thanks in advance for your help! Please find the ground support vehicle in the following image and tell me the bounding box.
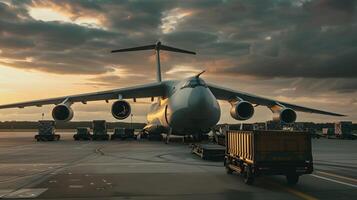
[224,130,313,185]
[35,120,60,141]
[111,128,135,140]
[73,127,92,140]
[334,121,355,140]
[92,120,109,140]
[191,143,225,160]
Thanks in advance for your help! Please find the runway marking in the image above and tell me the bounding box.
[69,185,83,189]
[315,171,357,183]
[265,179,318,200]
[3,188,48,198]
[283,187,319,200]
[311,174,357,188]
[95,146,105,155]
[0,189,13,198]
[0,163,66,166]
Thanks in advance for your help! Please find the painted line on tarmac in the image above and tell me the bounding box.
[311,174,357,188]
[283,187,319,200]
[315,171,357,183]
[265,180,318,200]
[95,146,105,155]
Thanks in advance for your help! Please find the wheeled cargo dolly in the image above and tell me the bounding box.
[35,134,60,141]
[191,143,225,160]
[73,127,92,140]
[92,120,109,141]
[111,128,135,140]
[224,130,313,185]
[35,120,60,141]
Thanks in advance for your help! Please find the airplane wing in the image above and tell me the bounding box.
[0,82,165,109]
[208,83,345,116]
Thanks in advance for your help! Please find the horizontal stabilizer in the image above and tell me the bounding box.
[111,41,196,55]
[111,45,156,53]
[160,44,196,55]
[111,41,196,83]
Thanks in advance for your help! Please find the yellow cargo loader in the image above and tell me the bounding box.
[224,130,313,185]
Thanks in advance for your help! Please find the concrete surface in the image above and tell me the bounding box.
[0,132,356,200]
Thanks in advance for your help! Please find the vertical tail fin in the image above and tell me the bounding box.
[111,41,196,82]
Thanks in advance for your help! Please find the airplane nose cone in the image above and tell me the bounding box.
[187,87,220,119]
[168,86,220,132]
[188,87,211,110]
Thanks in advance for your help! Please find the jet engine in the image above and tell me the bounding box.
[111,100,131,120]
[52,104,74,122]
[272,107,297,124]
[230,101,254,120]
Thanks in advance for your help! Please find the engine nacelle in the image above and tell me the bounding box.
[111,100,131,120]
[230,101,254,120]
[52,104,74,122]
[273,108,297,124]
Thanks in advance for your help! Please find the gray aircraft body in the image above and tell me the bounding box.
[0,42,345,139]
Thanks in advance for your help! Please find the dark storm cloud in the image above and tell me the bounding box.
[207,0,357,94]
[0,0,356,92]
[0,35,35,49]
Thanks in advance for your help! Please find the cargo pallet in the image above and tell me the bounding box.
[191,143,225,160]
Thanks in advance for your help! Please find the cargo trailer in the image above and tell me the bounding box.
[35,120,60,141]
[334,121,356,140]
[111,128,135,140]
[191,143,225,160]
[92,120,109,140]
[224,130,313,185]
[73,127,92,140]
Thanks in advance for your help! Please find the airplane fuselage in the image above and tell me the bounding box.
[145,77,221,135]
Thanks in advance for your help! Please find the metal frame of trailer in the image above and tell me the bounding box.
[35,134,60,141]
[73,127,92,141]
[92,120,109,141]
[111,128,136,140]
[35,120,60,142]
[224,130,313,185]
[191,143,225,160]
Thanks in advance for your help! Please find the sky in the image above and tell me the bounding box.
[0,0,356,123]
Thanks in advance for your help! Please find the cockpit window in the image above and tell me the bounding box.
[181,78,207,89]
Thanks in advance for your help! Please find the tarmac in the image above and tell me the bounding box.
[0,132,356,200]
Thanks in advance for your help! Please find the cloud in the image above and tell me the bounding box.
[0,0,356,122]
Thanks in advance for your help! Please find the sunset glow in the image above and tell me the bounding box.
[0,0,355,123]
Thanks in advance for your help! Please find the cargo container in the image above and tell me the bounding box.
[265,120,282,130]
[35,120,60,141]
[322,128,334,138]
[73,127,92,140]
[111,128,135,140]
[334,121,356,140]
[191,143,225,160]
[92,120,109,140]
[224,130,313,185]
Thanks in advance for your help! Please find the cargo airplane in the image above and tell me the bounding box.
[0,42,345,141]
